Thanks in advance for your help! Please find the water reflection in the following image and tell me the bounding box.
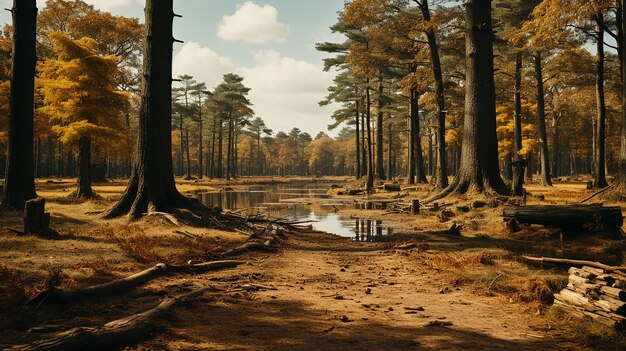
[198,182,392,242]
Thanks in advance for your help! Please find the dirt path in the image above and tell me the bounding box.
[133,232,567,351]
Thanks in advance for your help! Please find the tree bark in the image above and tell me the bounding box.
[411,87,427,183]
[595,13,609,188]
[534,53,552,186]
[513,52,523,156]
[1,0,38,210]
[107,0,203,219]
[365,78,374,190]
[76,137,93,198]
[427,0,507,201]
[616,0,626,193]
[418,0,448,189]
[355,98,361,179]
[376,73,385,180]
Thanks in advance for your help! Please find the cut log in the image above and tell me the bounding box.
[503,205,623,228]
[10,288,211,351]
[27,260,242,306]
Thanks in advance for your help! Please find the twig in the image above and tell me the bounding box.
[488,273,503,291]
[579,185,611,204]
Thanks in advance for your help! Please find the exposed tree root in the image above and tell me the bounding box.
[9,288,212,351]
[422,177,509,204]
[27,260,242,306]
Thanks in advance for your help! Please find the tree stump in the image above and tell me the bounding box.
[411,199,420,214]
[24,197,50,235]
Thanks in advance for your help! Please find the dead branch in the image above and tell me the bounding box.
[27,260,242,306]
[10,288,212,351]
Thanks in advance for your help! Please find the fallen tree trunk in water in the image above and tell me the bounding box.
[503,204,623,228]
[10,288,212,351]
[27,260,242,306]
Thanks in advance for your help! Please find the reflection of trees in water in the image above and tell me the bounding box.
[354,219,392,242]
[198,183,393,241]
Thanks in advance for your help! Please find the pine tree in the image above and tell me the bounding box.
[107,0,210,219]
[428,0,508,201]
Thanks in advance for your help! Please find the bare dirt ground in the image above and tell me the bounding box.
[1,176,625,350]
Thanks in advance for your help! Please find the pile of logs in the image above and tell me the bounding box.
[553,266,626,329]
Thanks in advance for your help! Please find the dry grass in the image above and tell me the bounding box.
[417,249,568,304]
[107,225,164,264]
[0,264,32,309]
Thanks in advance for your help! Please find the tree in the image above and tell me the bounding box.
[616,0,626,196]
[411,0,448,189]
[39,32,129,198]
[1,0,38,210]
[107,0,204,219]
[428,0,507,200]
[208,74,253,180]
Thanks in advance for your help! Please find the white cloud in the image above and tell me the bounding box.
[218,1,289,44]
[236,50,337,135]
[171,43,337,136]
[173,42,236,89]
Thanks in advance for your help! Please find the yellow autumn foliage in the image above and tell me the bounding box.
[38,32,129,149]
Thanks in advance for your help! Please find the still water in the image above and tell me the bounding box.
[198,182,392,241]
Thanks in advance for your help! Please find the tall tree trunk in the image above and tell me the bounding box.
[534,53,552,186]
[419,0,448,189]
[365,78,374,190]
[387,118,392,181]
[57,140,64,178]
[594,14,608,188]
[615,0,626,193]
[178,114,183,177]
[210,117,217,179]
[226,113,233,180]
[552,116,559,178]
[184,128,191,180]
[355,99,361,179]
[107,0,201,219]
[428,0,506,200]
[361,111,367,176]
[513,52,523,155]
[376,73,385,179]
[2,0,37,210]
[410,87,427,183]
[76,137,93,198]
[217,120,224,178]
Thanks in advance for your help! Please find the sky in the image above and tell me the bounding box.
[0,0,345,136]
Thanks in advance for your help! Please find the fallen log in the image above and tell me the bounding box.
[382,184,401,192]
[27,260,241,306]
[10,288,211,351]
[503,204,623,228]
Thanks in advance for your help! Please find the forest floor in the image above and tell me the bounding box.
[1,176,625,350]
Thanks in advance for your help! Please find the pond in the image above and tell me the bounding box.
[198,181,392,241]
